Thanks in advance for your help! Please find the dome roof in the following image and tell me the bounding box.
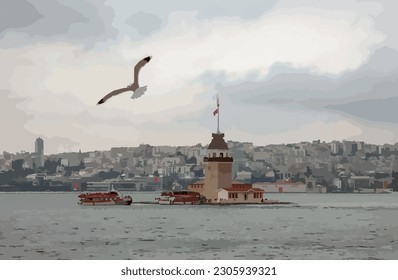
[208,133,228,150]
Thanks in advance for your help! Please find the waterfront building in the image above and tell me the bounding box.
[85,176,162,192]
[253,180,306,193]
[349,175,372,191]
[217,183,264,203]
[187,96,264,203]
[235,171,252,182]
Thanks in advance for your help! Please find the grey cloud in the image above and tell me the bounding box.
[54,1,117,40]
[219,47,398,106]
[227,73,336,104]
[126,12,162,35]
[372,0,398,49]
[1,0,278,47]
[1,0,87,36]
[306,76,398,122]
[109,0,279,41]
[354,47,398,77]
[0,0,43,32]
[119,0,278,20]
[298,48,398,124]
[200,47,398,135]
[20,1,88,36]
[102,0,398,52]
[1,0,117,47]
[188,87,328,137]
[194,0,279,20]
[326,96,398,124]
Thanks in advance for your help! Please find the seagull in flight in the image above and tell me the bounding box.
[97,56,151,105]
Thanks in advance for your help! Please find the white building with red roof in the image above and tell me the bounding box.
[217,183,264,203]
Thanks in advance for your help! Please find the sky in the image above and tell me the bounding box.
[1,0,398,154]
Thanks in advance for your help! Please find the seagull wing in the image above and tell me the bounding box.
[133,56,151,87]
[97,87,131,105]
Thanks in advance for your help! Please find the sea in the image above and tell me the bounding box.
[1,192,398,260]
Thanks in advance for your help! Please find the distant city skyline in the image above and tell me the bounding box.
[2,137,395,157]
[1,0,398,154]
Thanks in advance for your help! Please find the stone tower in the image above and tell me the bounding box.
[203,133,233,202]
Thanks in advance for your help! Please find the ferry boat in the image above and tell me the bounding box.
[78,188,132,205]
[157,191,204,205]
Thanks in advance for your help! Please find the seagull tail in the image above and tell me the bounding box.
[131,86,147,100]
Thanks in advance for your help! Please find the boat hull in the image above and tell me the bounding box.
[78,198,132,206]
[78,191,132,205]
[157,191,203,205]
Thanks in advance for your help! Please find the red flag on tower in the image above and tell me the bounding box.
[213,95,219,116]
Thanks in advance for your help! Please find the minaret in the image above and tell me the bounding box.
[203,96,233,202]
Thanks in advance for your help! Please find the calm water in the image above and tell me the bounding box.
[1,192,398,260]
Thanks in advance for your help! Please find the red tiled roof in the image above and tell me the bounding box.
[231,180,249,184]
[221,187,264,193]
[231,183,252,187]
[258,180,304,185]
[188,180,205,185]
[250,188,265,192]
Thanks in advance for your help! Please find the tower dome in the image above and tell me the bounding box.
[208,133,228,150]
[205,133,232,162]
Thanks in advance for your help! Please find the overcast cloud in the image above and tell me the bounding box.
[1,0,397,154]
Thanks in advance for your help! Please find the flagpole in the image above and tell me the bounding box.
[217,95,220,134]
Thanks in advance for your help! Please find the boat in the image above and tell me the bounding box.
[375,188,393,194]
[353,187,393,194]
[157,191,204,205]
[78,187,132,205]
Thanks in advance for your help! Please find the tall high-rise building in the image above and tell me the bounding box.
[33,137,44,168]
[331,141,341,155]
[35,137,44,155]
